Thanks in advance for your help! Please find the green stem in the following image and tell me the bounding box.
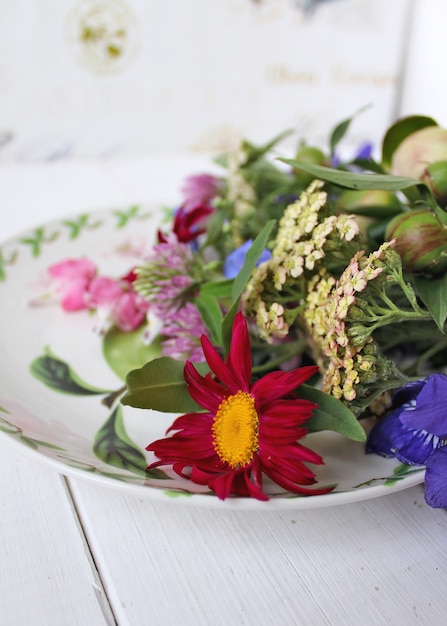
[365,310,433,334]
[406,339,447,376]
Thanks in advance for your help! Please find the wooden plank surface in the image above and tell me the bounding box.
[69,477,447,626]
[0,443,115,626]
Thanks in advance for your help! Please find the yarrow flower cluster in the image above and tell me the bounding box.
[302,244,396,404]
[243,180,361,343]
[38,113,447,506]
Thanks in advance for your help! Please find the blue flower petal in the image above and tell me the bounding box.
[396,430,440,466]
[366,410,436,465]
[424,446,447,508]
[366,411,404,458]
[401,374,447,437]
[223,240,271,279]
[391,379,425,405]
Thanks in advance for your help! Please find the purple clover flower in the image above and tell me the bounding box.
[161,302,208,362]
[366,374,447,508]
[224,240,272,279]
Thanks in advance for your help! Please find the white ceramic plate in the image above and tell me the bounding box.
[0,208,425,510]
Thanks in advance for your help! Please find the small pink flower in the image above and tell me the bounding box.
[48,258,97,311]
[87,275,149,333]
[43,258,150,335]
[113,291,149,332]
[87,276,124,306]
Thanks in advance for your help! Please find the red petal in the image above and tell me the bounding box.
[225,312,252,391]
[260,399,317,424]
[209,470,238,500]
[184,361,225,411]
[252,365,319,407]
[265,466,333,496]
[201,335,240,393]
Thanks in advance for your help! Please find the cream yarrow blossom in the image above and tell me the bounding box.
[301,241,431,410]
[243,180,362,343]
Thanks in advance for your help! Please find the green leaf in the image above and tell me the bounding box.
[196,292,223,345]
[221,220,276,353]
[382,115,438,168]
[122,356,207,413]
[30,347,113,395]
[298,385,366,442]
[164,490,194,498]
[345,204,403,218]
[329,105,371,154]
[0,416,19,435]
[221,298,241,358]
[61,214,92,239]
[93,405,166,477]
[231,219,276,301]
[113,205,142,228]
[242,129,293,165]
[413,274,447,331]
[20,227,49,257]
[200,279,233,299]
[24,437,66,451]
[102,326,162,382]
[392,463,413,476]
[349,158,387,174]
[201,208,227,249]
[279,158,423,192]
[0,248,18,282]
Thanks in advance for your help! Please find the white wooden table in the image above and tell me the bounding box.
[1,157,446,626]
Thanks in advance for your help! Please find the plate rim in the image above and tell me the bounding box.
[0,426,426,510]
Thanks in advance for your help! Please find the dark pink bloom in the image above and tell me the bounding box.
[87,275,149,333]
[48,258,97,311]
[48,259,149,332]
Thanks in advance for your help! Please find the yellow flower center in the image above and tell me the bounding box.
[212,391,259,468]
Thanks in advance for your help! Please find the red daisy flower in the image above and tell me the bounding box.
[147,312,333,501]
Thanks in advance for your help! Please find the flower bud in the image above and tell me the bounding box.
[420,160,447,206]
[385,209,447,273]
[391,126,447,180]
[293,146,327,186]
[339,189,401,212]
[338,189,401,236]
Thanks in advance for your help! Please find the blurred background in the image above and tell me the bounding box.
[0,0,443,164]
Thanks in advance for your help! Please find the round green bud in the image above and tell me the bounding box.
[421,160,447,206]
[385,209,447,274]
[391,126,447,180]
[293,146,327,186]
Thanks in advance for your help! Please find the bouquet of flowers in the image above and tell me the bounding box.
[47,112,447,507]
